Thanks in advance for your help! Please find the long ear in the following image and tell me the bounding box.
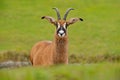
[41,16,56,25]
[66,18,83,26]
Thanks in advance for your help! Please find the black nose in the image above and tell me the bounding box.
[60,33,64,36]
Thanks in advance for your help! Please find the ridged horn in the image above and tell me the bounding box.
[53,8,61,20]
[63,8,74,20]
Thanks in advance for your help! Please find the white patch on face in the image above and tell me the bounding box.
[63,23,66,29]
[57,23,60,29]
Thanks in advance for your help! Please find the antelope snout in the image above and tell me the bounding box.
[58,30,65,37]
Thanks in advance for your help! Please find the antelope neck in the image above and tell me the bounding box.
[53,36,68,63]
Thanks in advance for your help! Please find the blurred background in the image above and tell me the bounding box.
[0,0,119,55]
[0,0,120,80]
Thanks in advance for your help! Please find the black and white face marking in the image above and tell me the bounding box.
[57,22,67,37]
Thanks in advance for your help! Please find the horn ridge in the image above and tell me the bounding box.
[53,8,61,20]
[63,8,74,20]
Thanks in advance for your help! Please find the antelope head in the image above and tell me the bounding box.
[41,8,83,38]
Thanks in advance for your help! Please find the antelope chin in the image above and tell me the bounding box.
[58,33,65,38]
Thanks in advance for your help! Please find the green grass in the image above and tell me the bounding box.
[0,0,120,80]
[0,63,120,80]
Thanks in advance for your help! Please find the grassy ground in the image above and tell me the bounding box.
[0,51,120,64]
[0,0,120,80]
[0,63,120,80]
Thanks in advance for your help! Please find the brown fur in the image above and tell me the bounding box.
[30,33,68,66]
[53,34,68,64]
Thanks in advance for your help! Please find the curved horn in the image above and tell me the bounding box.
[63,8,74,20]
[53,8,61,20]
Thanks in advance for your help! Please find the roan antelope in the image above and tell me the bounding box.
[30,8,83,66]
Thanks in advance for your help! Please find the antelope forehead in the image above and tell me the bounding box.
[57,22,66,29]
